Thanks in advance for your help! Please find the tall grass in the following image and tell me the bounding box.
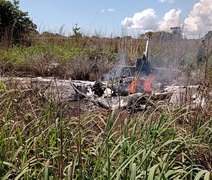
[0,32,211,179]
[1,34,206,80]
[0,84,211,179]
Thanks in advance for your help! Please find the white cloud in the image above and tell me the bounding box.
[158,0,174,3]
[159,9,181,31]
[184,0,212,36]
[121,9,158,31]
[121,0,212,37]
[100,8,115,13]
[122,8,181,32]
[108,8,115,12]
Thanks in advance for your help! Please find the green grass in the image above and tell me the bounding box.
[0,85,211,179]
[1,35,211,83]
[0,35,211,179]
[0,40,118,79]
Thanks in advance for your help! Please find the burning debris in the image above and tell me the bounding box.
[1,75,210,111]
[1,38,210,111]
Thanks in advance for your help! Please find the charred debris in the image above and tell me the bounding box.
[91,37,165,99]
[68,37,209,111]
[2,38,210,111]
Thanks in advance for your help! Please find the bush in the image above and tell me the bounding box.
[0,0,37,46]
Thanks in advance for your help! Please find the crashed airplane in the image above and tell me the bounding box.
[2,37,209,110]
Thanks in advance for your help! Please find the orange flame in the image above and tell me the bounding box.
[128,79,136,94]
[143,76,155,93]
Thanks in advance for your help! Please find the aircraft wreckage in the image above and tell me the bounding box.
[1,38,210,110]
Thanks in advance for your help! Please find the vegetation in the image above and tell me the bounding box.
[0,0,37,46]
[0,85,211,179]
[0,2,211,180]
[0,2,211,80]
[0,32,211,79]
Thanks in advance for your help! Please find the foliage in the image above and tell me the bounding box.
[141,28,182,42]
[72,24,82,38]
[0,87,211,179]
[0,0,37,45]
[0,27,211,179]
[0,27,211,80]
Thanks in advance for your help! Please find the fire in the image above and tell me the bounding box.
[128,79,136,94]
[143,75,156,93]
[128,75,156,94]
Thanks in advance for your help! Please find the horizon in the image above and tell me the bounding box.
[17,0,212,38]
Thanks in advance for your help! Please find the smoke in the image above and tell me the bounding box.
[102,50,127,81]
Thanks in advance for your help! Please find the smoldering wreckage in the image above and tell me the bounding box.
[2,39,211,111]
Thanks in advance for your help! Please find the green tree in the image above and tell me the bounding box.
[0,0,37,46]
[72,24,82,37]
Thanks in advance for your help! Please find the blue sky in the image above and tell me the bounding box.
[19,0,211,37]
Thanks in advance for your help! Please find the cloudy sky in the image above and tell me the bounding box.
[19,0,211,38]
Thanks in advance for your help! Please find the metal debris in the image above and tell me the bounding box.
[2,77,210,110]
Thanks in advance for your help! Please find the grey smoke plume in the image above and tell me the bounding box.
[102,50,127,81]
